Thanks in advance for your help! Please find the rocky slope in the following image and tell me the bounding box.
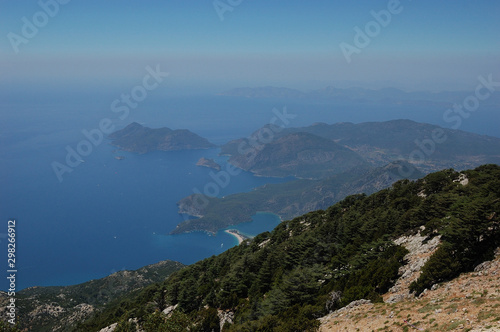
[319,241,500,331]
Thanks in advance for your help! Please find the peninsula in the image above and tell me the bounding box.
[224,229,249,245]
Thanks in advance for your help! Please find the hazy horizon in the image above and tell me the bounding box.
[2,1,499,95]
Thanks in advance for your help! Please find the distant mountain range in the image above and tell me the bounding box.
[173,120,500,234]
[220,86,500,106]
[109,122,215,154]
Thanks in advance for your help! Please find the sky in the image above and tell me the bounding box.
[1,0,499,94]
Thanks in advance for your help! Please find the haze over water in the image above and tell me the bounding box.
[0,93,497,291]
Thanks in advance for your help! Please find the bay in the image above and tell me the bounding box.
[0,142,289,290]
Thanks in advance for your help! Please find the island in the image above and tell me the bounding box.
[109,122,215,154]
[196,157,221,171]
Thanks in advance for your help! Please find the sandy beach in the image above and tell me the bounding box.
[225,229,246,245]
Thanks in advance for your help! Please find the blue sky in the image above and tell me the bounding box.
[1,0,499,94]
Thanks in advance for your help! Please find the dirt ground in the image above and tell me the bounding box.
[320,240,500,332]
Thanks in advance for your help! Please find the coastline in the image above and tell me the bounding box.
[224,229,246,245]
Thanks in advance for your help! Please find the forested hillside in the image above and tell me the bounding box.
[75,164,499,332]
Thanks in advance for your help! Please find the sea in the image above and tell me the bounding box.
[1,92,498,291]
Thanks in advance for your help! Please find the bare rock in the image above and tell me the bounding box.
[162,304,178,316]
[474,261,492,272]
[218,310,234,332]
[99,323,117,332]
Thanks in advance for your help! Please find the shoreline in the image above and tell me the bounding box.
[224,229,246,245]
